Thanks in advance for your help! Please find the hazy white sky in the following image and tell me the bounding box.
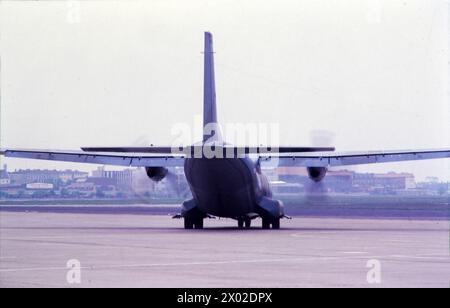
[0,0,449,181]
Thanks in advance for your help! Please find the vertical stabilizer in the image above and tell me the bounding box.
[203,32,221,142]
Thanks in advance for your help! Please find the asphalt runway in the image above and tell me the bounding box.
[0,212,449,288]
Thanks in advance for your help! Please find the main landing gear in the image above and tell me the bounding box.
[237,217,281,229]
[179,215,282,230]
[262,218,280,230]
[184,217,204,229]
[237,218,252,229]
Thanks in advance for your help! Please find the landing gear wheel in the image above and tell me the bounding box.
[272,219,280,230]
[262,218,280,229]
[194,219,204,229]
[184,218,194,229]
[262,219,271,230]
[244,219,251,229]
[238,220,244,229]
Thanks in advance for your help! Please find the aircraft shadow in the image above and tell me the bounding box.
[1,226,446,233]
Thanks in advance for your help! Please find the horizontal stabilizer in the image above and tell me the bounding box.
[1,149,185,167]
[81,146,336,155]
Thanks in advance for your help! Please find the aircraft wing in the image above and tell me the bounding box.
[1,147,449,168]
[0,149,185,167]
[0,146,334,167]
[260,148,450,167]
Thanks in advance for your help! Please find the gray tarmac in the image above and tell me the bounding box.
[0,211,449,288]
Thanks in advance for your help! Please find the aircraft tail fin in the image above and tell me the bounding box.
[203,32,221,142]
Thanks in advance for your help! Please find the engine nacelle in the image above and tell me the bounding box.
[145,167,168,182]
[307,167,327,182]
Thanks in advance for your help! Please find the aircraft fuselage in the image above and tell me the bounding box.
[184,157,261,217]
[183,157,283,227]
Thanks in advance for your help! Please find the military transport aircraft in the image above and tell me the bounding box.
[1,32,449,229]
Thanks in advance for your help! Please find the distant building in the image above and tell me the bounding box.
[275,167,356,193]
[276,167,309,183]
[326,170,354,193]
[92,167,133,188]
[86,177,117,186]
[271,181,304,196]
[275,167,415,194]
[262,167,279,182]
[373,172,416,190]
[0,177,10,185]
[9,169,88,185]
[416,180,449,196]
[425,177,440,183]
[130,168,156,196]
[10,169,58,185]
[0,165,431,199]
[353,173,376,191]
[26,183,54,190]
[58,170,88,183]
[0,165,10,185]
[354,172,416,192]
[65,182,96,197]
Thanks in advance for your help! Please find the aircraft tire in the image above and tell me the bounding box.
[272,219,280,230]
[245,219,251,228]
[238,220,244,229]
[194,219,204,229]
[184,218,194,229]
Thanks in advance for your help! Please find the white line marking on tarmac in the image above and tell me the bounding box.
[3,253,448,273]
[289,233,336,238]
[389,255,449,260]
[341,252,368,255]
[1,236,81,240]
[0,235,123,241]
[0,256,370,273]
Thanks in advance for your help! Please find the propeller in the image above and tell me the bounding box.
[304,130,336,199]
[128,136,191,201]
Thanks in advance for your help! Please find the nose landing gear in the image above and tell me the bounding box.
[184,217,204,229]
[262,218,280,230]
[237,218,252,229]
